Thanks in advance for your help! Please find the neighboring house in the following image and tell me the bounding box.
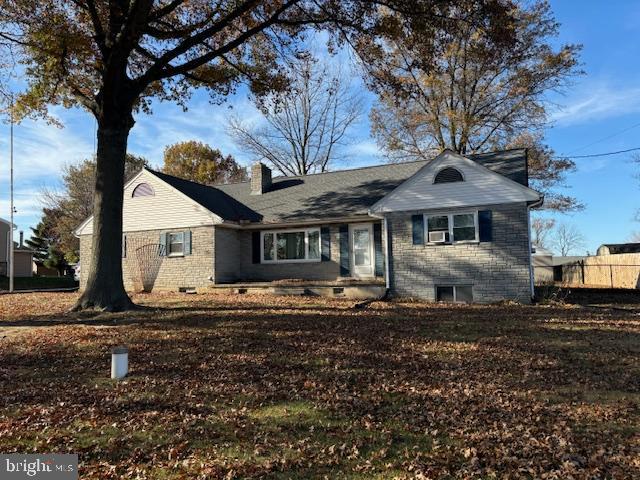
[0,218,34,278]
[532,244,554,284]
[75,149,542,303]
[32,262,61,277]
[597,243,640,255]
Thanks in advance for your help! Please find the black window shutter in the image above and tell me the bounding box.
[412,215,424,245]
[479,210,493,242]
[252,231,261,264]
[373,223,384,277]
[321,226,331,261]
[339,225,350,277]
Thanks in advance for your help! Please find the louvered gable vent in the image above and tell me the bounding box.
[132,182,155,197]
[434,167,463,184]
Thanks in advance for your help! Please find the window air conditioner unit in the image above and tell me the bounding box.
[429,231,447,243]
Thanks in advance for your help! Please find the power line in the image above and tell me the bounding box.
[565,120,640,155]
[564,147,640,159]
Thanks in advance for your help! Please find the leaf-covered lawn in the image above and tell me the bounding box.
[0,292,639,479]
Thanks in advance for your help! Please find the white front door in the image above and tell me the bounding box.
[350,223,374,278]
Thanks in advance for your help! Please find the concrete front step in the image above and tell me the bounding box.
[209,283,386,300]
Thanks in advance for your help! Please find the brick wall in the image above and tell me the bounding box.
[79,226,214,292]
[387,203,532,303]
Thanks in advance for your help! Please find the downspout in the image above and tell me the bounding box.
[527,197,544,301]
[383,217,390,290]
[527,205,535,300]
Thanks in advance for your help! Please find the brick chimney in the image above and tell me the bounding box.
[19,230,23,248]
[251,161,272,195]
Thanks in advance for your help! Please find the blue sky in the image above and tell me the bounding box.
[1,0,639,255]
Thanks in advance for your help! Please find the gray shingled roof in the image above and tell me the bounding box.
[599,243,640,254]
[149,149,528,224]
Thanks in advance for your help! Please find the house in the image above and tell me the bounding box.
[597,243,640,255]
[532,244,554,284]
[75,149,543,303]
[0,218,34,278]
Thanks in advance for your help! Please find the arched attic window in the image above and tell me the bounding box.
[434,167,464,184]
[132,182,155,197]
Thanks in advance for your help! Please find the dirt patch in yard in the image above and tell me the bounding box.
[0,292,639,478]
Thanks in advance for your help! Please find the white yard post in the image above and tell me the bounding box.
[111,346,129,379]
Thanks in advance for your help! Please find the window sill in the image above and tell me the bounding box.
[168,253,185,258]
[426,241,479,246]
[261,259,322,264]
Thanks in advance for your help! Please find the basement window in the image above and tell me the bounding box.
[436,285,473,303]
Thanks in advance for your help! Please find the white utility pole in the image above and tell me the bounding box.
[8,93,14,293]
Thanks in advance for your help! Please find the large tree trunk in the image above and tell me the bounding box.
[73,109,135,311]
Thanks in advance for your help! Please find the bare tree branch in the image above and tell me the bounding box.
[228,54,362,175]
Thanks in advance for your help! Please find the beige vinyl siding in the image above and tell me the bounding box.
[77,170,217,235]
[372,151,539,213]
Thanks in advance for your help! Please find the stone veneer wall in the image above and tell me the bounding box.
[79,226,214,292]
[387,203,532,303]
[78,205,532,302]
[213,226,241,283]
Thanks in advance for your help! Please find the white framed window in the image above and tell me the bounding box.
[261,228,321,263]
[168,232,184,256]
[436,285,473,303]
[425,211,478,244]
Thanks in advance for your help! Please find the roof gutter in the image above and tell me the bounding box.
[236,215,374,230]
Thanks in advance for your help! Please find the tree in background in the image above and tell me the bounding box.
[42,154,148,264]
[368,0,582,212]
[162,141,247,185]
[1,0,516,310]
[531,217,555,249]
[24,208,68,276]
[506,132,582,211]
[629,210,640,242]
[551,223,586,256]
[228,53,362,176]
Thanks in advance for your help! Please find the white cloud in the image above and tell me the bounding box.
[0,192,43,233]
[0,107,94,183]
[0,107,94,230]
[550,83,640,126]
[130,94,265,167]
[345,139,382,157]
